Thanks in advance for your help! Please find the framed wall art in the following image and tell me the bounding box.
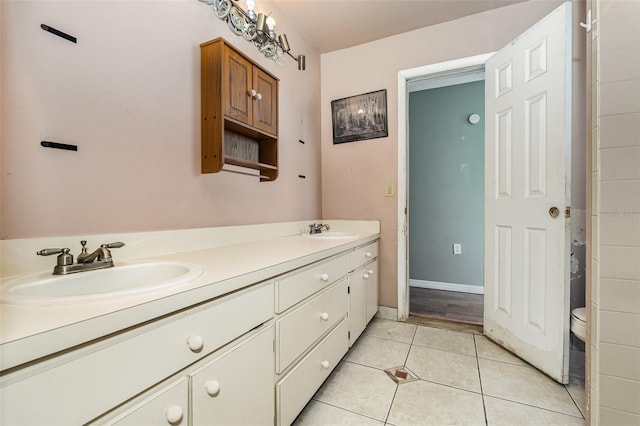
[331,89,388,144]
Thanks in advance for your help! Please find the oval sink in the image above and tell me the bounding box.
[304,232,358,239]
[1,261,204,305]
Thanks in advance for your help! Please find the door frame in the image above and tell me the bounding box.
[397,53,494,321]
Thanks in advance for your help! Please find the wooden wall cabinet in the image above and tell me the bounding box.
[200,37,279,181]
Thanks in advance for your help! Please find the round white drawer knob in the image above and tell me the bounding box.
[187,335,204,352]
[320,312,329,321]
[165,405,183,424]
[320,273,329,282]
[363,273,370,279]
[321,360,330,369]
[367,269,375,275]
[255,93,262,101]
[365,252,372,258]
[248,89,257,97]
[205,380,221,396]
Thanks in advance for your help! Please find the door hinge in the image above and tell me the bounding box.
[347,286,350,294]
[405,206,408,215]
[348,331,351,339]
[565,206,571,218]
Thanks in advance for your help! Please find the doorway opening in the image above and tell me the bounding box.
[407,71,486,326]
[396,53,493,324]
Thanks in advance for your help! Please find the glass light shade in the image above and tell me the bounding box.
[266,16,276,30]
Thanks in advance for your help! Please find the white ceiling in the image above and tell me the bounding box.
[272,0,530,53]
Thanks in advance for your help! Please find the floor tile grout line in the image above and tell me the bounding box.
[410,342,478,358]
[310,398,389,424]
[474,335,489,426]
[383,383,400,424]
[563,380,587,419]
[409,322,418,346]
[403,326,417,366]
[412,376,484,395]
[483,394,587,419]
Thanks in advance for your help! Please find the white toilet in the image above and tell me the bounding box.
[570,307,586,342]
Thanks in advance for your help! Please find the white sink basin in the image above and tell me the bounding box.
[1,261,204,305]
[304,232,358,239]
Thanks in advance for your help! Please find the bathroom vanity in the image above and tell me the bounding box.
[0,222,379,425]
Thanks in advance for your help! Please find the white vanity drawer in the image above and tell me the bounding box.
[108,377,189,425]
[276,318,349,426]
[275,254,348,313]
[349,242,378,271]
[276,279,348,373]
[0,282,273,426]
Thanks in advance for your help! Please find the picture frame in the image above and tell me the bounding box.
[331,89,388,144]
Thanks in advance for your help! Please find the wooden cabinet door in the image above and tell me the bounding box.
[252,67,278,135]
[223,47,252,125]
[190,326,274,426]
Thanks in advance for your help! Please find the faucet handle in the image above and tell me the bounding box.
[37,248,73,266]
[102,242,125,249]
[37,248,67,256]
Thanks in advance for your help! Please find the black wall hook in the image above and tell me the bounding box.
[41,141,78,151]
[41,24,77,44]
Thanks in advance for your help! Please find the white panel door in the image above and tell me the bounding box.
[484,2,571,383]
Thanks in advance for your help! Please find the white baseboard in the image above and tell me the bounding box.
[409,279,484,295]
[375,306,398,321]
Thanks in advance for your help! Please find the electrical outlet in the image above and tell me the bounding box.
[453,243,462,255]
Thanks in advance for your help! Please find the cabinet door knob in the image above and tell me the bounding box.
[255,93,262,101]
[363,273,370,279]
[187,335,204,352]
[321,360,330,369]
[320,273,329,282]
[165,405,183,424]
[365,252,372,258]
[320,312,329,321]
[367,269,375,275]
[248,89,257,97]
[205,380,221,397]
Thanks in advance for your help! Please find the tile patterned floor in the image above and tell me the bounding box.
[294,319,585,426]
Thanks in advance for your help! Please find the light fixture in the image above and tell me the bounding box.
[198,0,306,70]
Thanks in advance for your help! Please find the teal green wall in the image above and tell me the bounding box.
[409,81,484,287]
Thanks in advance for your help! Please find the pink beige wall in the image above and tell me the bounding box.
[320,0,568,308]
[1,0,321,239]
[589,0,640,423]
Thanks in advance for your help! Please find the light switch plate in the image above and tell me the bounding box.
[453,243,462,254]
[385,183,394,197]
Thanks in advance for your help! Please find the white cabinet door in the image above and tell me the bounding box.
[365,259,379,323]
[109,378,188,426]
[484,2,571,383]
[349,268,367,346]
[190,325,274,426]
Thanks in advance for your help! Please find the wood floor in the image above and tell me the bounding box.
[409,287,484,325]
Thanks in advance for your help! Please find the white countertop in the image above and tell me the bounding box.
[0,230,378,371]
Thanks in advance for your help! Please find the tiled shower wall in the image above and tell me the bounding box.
[589,0,640,423]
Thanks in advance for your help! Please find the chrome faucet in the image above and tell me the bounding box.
[37,240,125,275]
[308,223,330,234]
